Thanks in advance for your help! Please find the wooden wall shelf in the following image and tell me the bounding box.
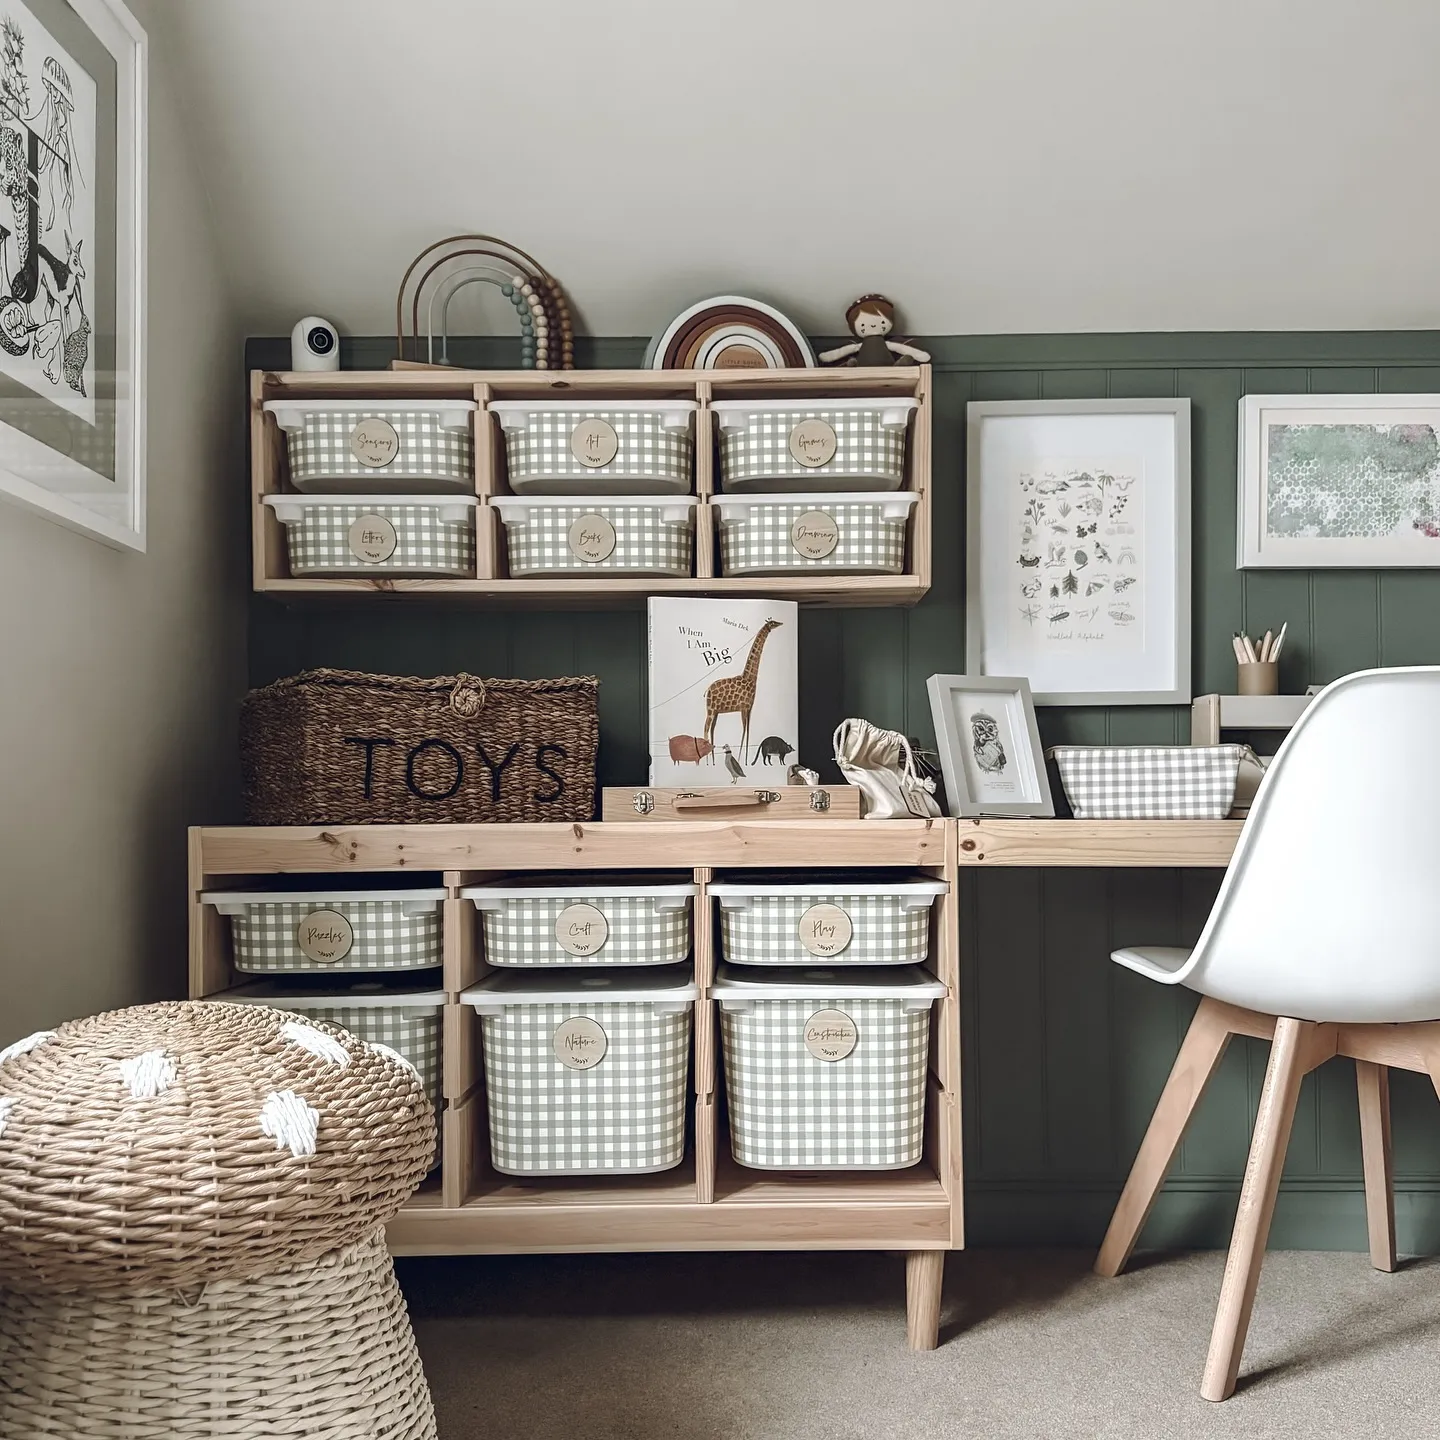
[250,366,932,608]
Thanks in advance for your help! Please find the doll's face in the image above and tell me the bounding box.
[854,309,892,338]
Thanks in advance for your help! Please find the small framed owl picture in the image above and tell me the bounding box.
[926,674,1053,819]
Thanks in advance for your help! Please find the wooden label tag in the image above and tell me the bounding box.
[570,417,619,467]
[567,513,617,563]
[804,1008,858,1062]
[790,510,840,560]
[798,902,853,956]
[296,908,355,965]
[348,513,398,564]
[350,416,401,467]
[788,418,837,467]
[553,1016,608,1070]
[555,903,609,956]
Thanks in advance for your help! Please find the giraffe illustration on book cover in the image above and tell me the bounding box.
[647,598,799,786]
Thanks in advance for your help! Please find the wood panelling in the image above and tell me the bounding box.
[247,331,1440,1250]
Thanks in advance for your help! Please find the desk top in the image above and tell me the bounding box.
[957,819,1240,867]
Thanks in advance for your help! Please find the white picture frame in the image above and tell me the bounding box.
[966,399,1191,706]
[0,0,146,551]
[1238,393,1440,569]
[926,673,1053,819]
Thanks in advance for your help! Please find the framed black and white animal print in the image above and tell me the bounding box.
[926,673,1052,818]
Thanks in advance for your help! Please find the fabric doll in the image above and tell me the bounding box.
[819,294,930,366]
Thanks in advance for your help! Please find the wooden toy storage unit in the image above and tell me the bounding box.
[190,821,961,1348]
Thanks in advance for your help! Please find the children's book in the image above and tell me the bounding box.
[647,597,799,787]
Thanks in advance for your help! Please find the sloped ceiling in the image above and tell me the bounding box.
[158,0,1440,342]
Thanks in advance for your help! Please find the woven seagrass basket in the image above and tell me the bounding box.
[240,668,599,825]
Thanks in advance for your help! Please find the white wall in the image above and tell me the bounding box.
[0,7,246,1037]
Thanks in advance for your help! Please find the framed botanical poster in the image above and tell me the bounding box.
[1238,394,1440,568]
[926,673,1052,818]
[966,399,1191,705]
[0,0,145,550]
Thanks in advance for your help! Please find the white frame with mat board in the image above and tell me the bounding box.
[926,673,1053,818]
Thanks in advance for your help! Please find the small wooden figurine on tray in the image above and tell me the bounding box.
[819,294,930,367]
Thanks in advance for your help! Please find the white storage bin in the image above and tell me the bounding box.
[463,968,697,1175]
[493,399,697,495]
[222,978,445,1122]
[264,494,476,577]
[1049,744,1247,820]
[264,398,476,493]
[202,888,447,975]
[712,397,917,492]
[491,495,696,577]
[464,877,696,967]
[715,963,945,1170]
[712,492,918,575]
[709,875,945,966]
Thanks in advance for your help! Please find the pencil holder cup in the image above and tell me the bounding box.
[1237,661,1278,696]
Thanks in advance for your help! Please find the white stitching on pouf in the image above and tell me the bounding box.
[118,1050,177,1099]
[0,1031,56,1065]
[0,1096,14,1137]
[259,1090,319,1159]
[281,1021,351,1068]
[365,1041,419,1076]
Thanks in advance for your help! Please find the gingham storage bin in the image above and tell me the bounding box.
[463,878,697,967]
[709,875,946,967]
[712,398,917,492]
[264,495,476,577]
[715,964,945,1170]
[222,979,445,1123]
[264,399,476,493]
[493,400,697,495]
[202,888,446,974]
[463,968,697,1175]
[1049,744,1246,820]
[712,492,918,575]
[491,496,696,577]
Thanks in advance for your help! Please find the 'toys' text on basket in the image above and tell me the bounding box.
[342,736,573,805]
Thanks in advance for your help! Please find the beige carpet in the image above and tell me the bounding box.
[399,1248,1440,1439]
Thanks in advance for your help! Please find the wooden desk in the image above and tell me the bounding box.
[954,819,1242,868]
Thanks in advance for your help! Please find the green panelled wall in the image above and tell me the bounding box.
[247,332,1440,1251]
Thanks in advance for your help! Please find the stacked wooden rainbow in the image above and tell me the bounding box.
[646,295,816,370]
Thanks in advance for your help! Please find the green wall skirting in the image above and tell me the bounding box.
[247,330,1440,1251]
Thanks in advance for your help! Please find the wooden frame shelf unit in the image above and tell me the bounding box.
[189,819,959,1348]
[250,366,932,607]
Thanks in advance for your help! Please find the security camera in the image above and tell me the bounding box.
[292,316,340,372]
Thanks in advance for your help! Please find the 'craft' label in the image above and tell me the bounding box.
[556,903,610,956]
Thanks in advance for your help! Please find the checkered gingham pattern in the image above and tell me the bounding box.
[501,502,694,576]
[718,499,907,575]
[286,409,473,487]
[719,408,907,487]
[480,894,693,967]
[503,410,693,487]
[296,1003,443,1114]
[481,1002,691,1174]
[282,500,475,576]
[720,892,931,967]
[1049,744,1246,820]
[721,995,930,1168]
[229,899,444,974]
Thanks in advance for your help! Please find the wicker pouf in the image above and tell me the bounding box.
[0,1001,437,1438]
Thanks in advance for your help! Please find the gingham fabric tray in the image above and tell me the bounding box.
[715,965,944,1170]
[1049,744,1246,820]
[463,882,697,966]
[203,890,446,974]
[709,878,945,966]
[264,399,476,493]
[712,492,917,575]
[264,495,476,576]
[491,496,695,577]
[464,969,697,1175]
[493,401,697,495]
[712,399,916,492]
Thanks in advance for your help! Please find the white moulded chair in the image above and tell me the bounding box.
[1094,666,1440,1402]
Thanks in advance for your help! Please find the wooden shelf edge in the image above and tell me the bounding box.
[956,818,1242,867]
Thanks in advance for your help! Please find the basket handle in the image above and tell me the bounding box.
[449,675,487,718]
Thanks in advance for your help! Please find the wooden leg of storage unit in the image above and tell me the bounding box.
[905,1249,944,1351]
[1356,1060,1397,1273]
[694,1092,716,1204]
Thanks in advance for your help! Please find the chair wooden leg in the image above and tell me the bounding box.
[1201,1016,1310,1403]
[1356,1060,1397,1273]
[1095,996,1234,1278]
[905,1250,944,1350]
